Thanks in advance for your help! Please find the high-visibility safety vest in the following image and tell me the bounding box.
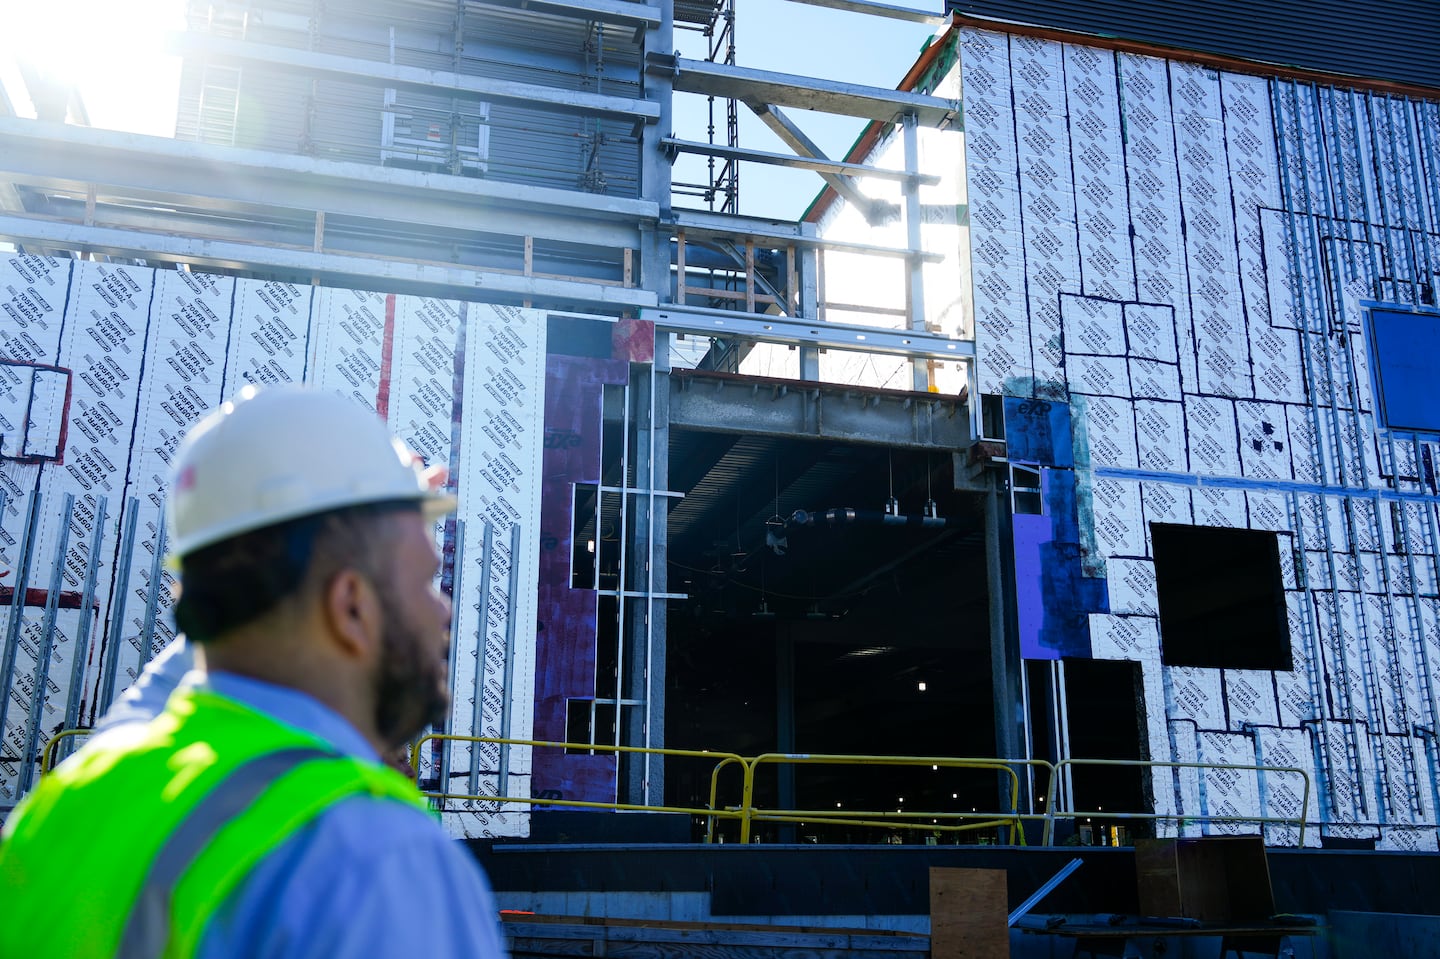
[0,687,430,959]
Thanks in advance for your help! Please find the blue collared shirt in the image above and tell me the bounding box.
[102,667,507,959]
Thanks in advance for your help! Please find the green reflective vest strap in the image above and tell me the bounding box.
[0,687,429,959]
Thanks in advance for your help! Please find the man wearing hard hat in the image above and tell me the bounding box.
[0,385,506,958]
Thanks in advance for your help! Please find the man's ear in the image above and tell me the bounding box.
[323,568,382,662]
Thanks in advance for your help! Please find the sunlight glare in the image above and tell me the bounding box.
[1,0,188,135]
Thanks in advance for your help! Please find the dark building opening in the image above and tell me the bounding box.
[1062,657,1152,845]
[663,429,994,842]
[1152,523,1292,671]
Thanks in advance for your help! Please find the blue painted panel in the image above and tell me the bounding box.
[1369,308,1440,435]
[1016,469,1110,659]
[1003,396,1074,467]
[1006,397,1108,660]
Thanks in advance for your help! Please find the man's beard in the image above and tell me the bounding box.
[372,582,450,750]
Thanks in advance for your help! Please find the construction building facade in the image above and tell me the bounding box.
[2,0,1440,861]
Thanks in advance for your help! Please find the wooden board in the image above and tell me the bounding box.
[929,867,1009,959]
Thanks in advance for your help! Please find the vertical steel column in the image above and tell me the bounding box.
[468,519,494,797]
[643,357,670,806]
[1053,660,1072,814]
[612,383,632,771]
[638,0,675,810]
[0,491,41,770]
[902,111,927,393]
[497,522,521,796]
[798,223,821,381]
[439,518,465,803]
[985,479,1024,771]
[97,502,140,715]
[19,493,75,794]
[62,497,105,742]
[624,364,661,804]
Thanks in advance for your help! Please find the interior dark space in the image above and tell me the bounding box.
[662,428,996,841]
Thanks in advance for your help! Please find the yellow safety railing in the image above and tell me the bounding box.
[1044,759,1312,846]
[412,733,751,832]
[31,725,1317,849]
[40,728,92,776]
[737,753,1036,845]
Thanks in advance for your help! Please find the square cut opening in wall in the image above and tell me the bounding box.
[1151,523,1292,670]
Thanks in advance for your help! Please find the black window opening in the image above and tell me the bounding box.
[1151,523,1293,671]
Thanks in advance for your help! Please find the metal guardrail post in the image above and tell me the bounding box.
[19,493,75,794]
[739,752,758,843]
[706,755,749,843]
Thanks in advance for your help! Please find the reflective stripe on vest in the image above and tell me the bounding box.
[116,746,339,959]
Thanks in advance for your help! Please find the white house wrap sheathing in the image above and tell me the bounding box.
[945,27,1440,849]
[0,258,547,838]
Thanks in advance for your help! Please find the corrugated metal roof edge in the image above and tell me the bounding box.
[802,10,1440,225]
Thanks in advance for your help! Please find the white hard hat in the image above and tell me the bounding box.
[167,385,457,558]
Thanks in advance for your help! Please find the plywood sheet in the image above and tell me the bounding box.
[929,867,1009,959]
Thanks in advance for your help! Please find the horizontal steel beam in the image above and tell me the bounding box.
[0,118,650,247]
[781,0,949,25]
[653,55,960,127]
[670,209,943,261]
[0,215,658,309]
[474,0,660,27]
[173,32,660,123]
[668,371,972,449]
[643,305,974,360]
[661,137,939,184]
